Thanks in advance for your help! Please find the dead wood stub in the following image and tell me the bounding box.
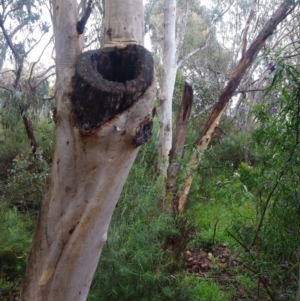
[71,44,154,132]
[169,82,193,162]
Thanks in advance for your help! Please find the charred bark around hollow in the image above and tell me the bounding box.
[71,44,154,135]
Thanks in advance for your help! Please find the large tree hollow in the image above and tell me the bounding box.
[71,44,154,132]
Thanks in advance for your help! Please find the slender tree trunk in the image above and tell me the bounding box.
[0,45,7,73]
[177,1,295,214]
[169,82,193,163]
[157,0,177,180]
[167,82,193,214]
[21,113,37,154]
[21,1,156,300]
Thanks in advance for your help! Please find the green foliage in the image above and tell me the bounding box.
[0,204,34,299]
[88,160,193,301]
[180,277,231,301]
[187,59,300,299]
[0,120,54,183]
[0,122,51,298]
[0,82,52,130]
[2,150,49,211]
[235,275,255,291]
[2,58,300,300]
[32,120,55,160]
[0,119,52,210]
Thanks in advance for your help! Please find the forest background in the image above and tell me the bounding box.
[1,0,300,300]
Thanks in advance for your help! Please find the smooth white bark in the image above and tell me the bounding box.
[157,0,176,179]
[104,0,144,46]
[21,0,156,300]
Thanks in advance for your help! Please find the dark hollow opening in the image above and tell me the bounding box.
[72,44,154,132]
[91,47,141,83]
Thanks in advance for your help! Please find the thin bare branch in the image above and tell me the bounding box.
[3,3,22,23]
[83,37,98,49]
[28,36,54,88]
[29,65,55,89]
[0,69,15,75]
[177,0,234,69]
[0,85,13,92]
[175,0,191,61]
[45,0,53,20]
[1,0,7,15]
[9,18,31,38]
[42,96,55,101]
[190,103,214,121]
[24,31,48,57]
[35,65,55,80]
[0,16,21,62]
[0,14,23,88]
[236,88,265,94]
[241,1,257,57]
[35,72,55,88]
[36,36,54,65]
[76,0,92,34]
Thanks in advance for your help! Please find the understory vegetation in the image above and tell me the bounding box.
[1,63,300,300]
[1,0,300,299]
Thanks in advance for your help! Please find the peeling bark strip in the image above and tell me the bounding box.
[72,45,154,134]
[177,1,295,214]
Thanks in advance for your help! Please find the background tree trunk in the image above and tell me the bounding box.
[157,0,176,181]
[169,82,193,163]
[167,82,193,215]
[21,0,156,300]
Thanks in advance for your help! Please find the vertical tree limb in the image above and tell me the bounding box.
[76,0,92,34]
[241,0,257,57]
[21,114,37,154]
[169,82,193,163]
[167,82,193,215]
[157,0,177,181]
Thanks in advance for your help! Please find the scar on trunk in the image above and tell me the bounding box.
[133,118,153,147]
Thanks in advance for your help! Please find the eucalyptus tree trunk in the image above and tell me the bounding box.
[21,1,156,300]
[166,82,193,214]
[157,0,176,180]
